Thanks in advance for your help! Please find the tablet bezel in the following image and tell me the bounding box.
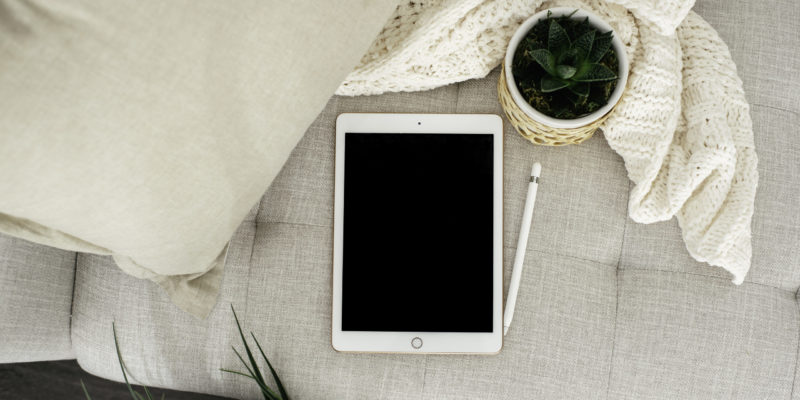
[332,113,503,354]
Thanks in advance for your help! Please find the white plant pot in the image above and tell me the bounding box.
[504,7,629,129]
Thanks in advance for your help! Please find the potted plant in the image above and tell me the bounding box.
[498,8,628,145]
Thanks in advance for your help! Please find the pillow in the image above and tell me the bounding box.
[0,0,396,317]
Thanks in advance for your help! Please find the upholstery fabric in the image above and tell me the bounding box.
[0,0,397,318]
[5,0,798,398]
[0,232,76,362]
[71,25,800,399]
[608,271,798,399]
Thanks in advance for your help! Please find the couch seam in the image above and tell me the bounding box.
[259,223,792,291]
[420,355,429,400]
[68,252,79,355]
[509,246,616,269]
[606,179,630,399]
[751,102,800,117]
[263,219,330,229]
[790,288,800,400]
[249,197,265,268]
[241,195,266,362]
[453,78,463,113]
[622,268,797,293]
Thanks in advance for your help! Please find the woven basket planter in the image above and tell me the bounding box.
[498,65,614,146]
[499,7,628,146]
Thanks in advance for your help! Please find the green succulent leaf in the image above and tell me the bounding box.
[589,31,613,62]
[573,63,617,82]
[528,48,556,75]
[568,82,590,97]
[557,47,579,66]
[572,30,595,60]
[547,20,570,53]
[572,60,592,80]
[541,75,568,93]
[556,64,576,79]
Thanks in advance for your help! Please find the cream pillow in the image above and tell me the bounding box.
[0,0,396,317]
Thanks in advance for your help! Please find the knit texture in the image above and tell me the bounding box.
[337,0,758,283]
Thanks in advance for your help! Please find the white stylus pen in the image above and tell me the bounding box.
[503,162,541,336]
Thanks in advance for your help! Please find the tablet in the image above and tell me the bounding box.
[332,113,503,354]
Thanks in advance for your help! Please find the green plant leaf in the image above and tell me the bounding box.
[572,59,592,80]
[573,63,617,82]
[229,305,285,400]
[221,366,277,400]
[81,380,93,400]
[230,348,258,382]
[589,31,613,62]
[568,82,590,97]
[113,323,141,400]
[578,16,590,30]
[143,385,155,400]
[556,47,579,66]
[547,19,570,53]
[231,346,279,400]
[528,48,555,75]
[572,30,595,60]
[556,65,576,79]
[221,368,255,379]
[541,75,568,93]
[231,306,268,390]
[251,332,290,400]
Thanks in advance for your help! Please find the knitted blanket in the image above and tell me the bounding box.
[337,0,758,284]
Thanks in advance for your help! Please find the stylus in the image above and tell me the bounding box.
[503,162,541,336]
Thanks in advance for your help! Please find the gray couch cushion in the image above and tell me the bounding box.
[0,233,76,362]
[423,251,617,398]
[608,271,798,399]
[68,0,800,398]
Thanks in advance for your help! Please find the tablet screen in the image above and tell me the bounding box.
[342,133,494,333]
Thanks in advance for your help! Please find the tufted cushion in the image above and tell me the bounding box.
[0,233,76,363]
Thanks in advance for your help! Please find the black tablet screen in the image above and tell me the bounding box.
[342,133,494,332]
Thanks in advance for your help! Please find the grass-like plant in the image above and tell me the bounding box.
[80,322,164,400]
[81,305,290,400]
[221,305,290,400]
[512,10,619,119]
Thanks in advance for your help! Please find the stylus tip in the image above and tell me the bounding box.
[503,325,509,336]
[531,162,542,178]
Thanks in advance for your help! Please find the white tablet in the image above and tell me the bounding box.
[332,113,503,354]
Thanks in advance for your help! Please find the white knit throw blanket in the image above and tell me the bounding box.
[337,0,758,283]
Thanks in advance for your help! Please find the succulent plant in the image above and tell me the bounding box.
[512,11,619,119]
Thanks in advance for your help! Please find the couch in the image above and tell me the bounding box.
[1,0,799,398]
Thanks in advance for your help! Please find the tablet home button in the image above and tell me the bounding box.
[411,337,423,349]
